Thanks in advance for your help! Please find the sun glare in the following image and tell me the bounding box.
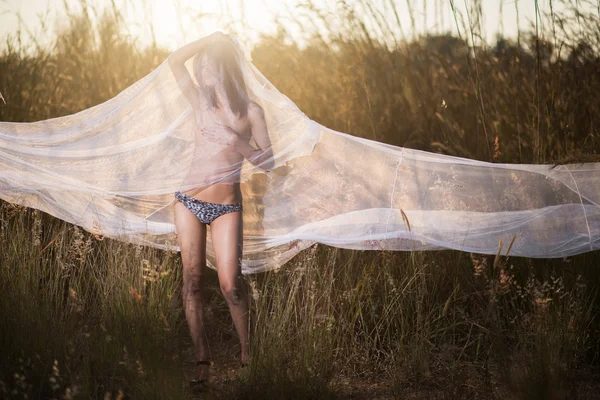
[123,0,285,51]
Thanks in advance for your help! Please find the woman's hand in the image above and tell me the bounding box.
[200,122,240,147]
[208,31,228,42]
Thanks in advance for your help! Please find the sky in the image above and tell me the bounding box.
[0,0,593,54]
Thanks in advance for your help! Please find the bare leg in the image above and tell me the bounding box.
[174,201,211,380]
[209,209,249,365]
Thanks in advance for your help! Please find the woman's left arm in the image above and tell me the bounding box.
[234,102,275,171]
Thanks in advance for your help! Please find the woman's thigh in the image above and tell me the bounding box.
[174,201,207,281]
[209,210,243,290]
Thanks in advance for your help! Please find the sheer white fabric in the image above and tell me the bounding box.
[1,35,599,274]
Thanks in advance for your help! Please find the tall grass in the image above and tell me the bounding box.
[1,0,600,399]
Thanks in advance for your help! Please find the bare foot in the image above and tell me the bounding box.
[194,362,211,381]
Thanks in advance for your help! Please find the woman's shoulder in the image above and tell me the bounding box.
[247,100,265,119]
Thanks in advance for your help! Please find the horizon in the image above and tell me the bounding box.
[1,0,592,55]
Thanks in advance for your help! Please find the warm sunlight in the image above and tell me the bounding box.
[2,0,581,53]
[2,0,600,398]
[120,0,291,50]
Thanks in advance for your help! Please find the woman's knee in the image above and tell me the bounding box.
[182,276,205,310]
[183,265,206,296]
[181,252,205,269]
[220,275,245,305]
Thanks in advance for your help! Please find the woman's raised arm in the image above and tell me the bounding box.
[167,32,226,110]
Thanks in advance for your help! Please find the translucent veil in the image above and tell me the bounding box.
[0,34,599,274]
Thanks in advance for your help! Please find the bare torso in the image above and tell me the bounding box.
[179,104,253,205]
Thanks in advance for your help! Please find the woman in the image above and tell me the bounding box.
[167,31,274,388]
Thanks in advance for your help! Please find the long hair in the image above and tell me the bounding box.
[192,38,249,118]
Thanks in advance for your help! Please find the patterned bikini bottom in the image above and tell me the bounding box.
[174,191,243,225]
